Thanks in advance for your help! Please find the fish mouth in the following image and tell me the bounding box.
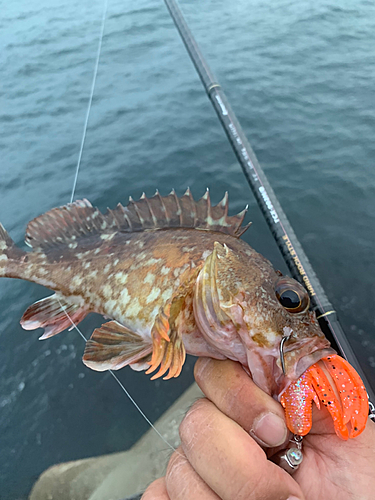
[277,344,336,397]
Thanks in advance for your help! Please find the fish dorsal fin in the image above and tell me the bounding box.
[25,199,106,250]
[106,188,250,236]
[25,189,250,250]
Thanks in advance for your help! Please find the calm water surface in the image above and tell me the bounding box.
[1,0,375,497]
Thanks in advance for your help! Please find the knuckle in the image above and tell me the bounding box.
[179,398,212,446]
[165,451,195,499]
[194,357,214,384]
[166,450,187,482]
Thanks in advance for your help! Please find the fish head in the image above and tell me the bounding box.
[270,275,334,382]
[194,242,334,397]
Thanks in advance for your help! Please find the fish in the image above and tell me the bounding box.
[0,189,368,439]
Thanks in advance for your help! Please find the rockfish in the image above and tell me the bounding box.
[0,189,368,439]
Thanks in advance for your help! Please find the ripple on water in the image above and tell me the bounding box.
[1,0,375,498]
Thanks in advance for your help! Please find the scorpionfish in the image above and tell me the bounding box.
[0,189,369,439]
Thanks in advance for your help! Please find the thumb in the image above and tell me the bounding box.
[194,358,289,448]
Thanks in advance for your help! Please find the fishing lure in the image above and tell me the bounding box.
[281,354,368,439]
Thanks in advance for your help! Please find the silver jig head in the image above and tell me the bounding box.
[271,434,303,474]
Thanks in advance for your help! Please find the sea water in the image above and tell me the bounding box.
[1,0,375,497]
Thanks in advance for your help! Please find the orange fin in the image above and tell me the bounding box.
[145,301,186,381]
[82,321,152,372]
[146,269,200,381]
[322,355,368,438]
[20,294,88,339]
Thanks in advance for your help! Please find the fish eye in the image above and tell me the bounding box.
[275,278,310,313]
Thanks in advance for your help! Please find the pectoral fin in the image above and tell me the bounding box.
[83,321,152,371]
[21,294,88,339]
[145,272,198,381]
[145,303,186,380]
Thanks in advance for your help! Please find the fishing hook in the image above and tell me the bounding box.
[280,333,291,376]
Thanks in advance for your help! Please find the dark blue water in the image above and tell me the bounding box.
[1,0,375,497]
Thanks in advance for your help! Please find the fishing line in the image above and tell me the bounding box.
[61,0,178,455]
[70,0,109,203]
[57,299,177,453]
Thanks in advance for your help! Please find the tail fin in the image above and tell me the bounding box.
[0,223,25,277]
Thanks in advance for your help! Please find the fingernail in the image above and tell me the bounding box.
[250,413,288,447]
[287,496,301,500]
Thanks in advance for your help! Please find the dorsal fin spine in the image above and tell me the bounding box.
[156,190,169,222]
[132,202,145,225]
[206,189,212,229]
[191,191,198,226]
[24,189,251,250]
[145,196,158,228]
[236,207,248,231]
[123,214,132,230]
[237,222,252,237]
[220,192,229,216]
[185,187,197,225]
[172,189,183,225]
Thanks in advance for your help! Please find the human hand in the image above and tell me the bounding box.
[142,358,375,499]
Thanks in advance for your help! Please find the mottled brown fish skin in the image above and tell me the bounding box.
[13,229,256,333]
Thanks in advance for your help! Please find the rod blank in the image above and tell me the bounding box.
[163,0,374,400]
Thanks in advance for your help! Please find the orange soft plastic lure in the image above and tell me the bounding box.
[280,354,368,439]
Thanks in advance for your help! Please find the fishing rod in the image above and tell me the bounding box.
[163,0,375,402]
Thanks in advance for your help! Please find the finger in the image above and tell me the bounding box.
[195,358,288,448]
[165,447,220,499]
[142,477,169,500]
[180,398,304,500]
